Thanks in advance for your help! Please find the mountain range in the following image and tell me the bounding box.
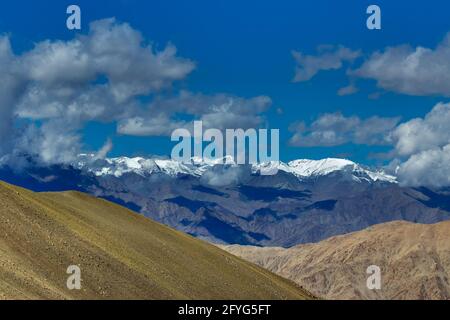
[1,155,450,247]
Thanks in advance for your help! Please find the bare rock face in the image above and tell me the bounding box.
[221,221,450,300]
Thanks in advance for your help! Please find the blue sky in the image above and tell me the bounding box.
[1,0,450,167]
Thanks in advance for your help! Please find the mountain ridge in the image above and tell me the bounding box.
[75,154,396,183]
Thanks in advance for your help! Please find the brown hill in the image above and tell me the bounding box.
[0,181,313,300]
[222,221,450,300]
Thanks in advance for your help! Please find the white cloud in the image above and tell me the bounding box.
[353,33,450,96]
[391,102,450,156]
[397,145,450,187]
[118,91,272,136]
[200,166,250,187]
[21,18,195,102]
[14,122,82,165]
[288,102,450,187]
[289,113,400,147]
[337,83,358,96]
[292,45,361,82]
[0,18,274,166]
[303,33,450,98]
[0,18,195,165]
[388,102,450,187]
[15,18,195,122]
[94,138,113,160]
[0,37,23,155]
[118,115,187,136]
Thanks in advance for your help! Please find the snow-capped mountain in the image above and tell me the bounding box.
[3,153,449,247]
[75,154,396,183]
[75,154,206,177]
[255,158,396,183]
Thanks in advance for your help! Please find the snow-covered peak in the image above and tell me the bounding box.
[287,158,395,183]
[78,157,182,177]
[74,154,396,183]
[253,158,396,183]
[287,158,357,177]
[74,154,236,178]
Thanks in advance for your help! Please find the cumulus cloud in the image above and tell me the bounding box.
[117,91,272,136]
[389,102,450,187]
[289,113,400,147]
[15,18,195,121]
[302,33,450,98]
[0,37,24,156]
[14,122,83,165]
[118,114,187,136]
[292,45,361,82]
[0,18,275,167]
[0,18,196,165]
[396,145,450,188]
[287,102,450,187]
[353,33,450,96]
[200,165,250,187]
[391,103,450,156]
[21,18,195,102]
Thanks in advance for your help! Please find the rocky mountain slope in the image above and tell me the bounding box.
[222,221,450,300]
[0,181,313,300]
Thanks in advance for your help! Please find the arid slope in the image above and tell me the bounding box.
[0,181,313,300]
[222,221,450,300]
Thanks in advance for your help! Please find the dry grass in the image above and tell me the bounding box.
[0,181,313,300]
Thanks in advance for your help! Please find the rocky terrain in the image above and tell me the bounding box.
[222,221,450,300]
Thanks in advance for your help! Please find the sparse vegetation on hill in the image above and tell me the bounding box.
[0,181,313,300]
